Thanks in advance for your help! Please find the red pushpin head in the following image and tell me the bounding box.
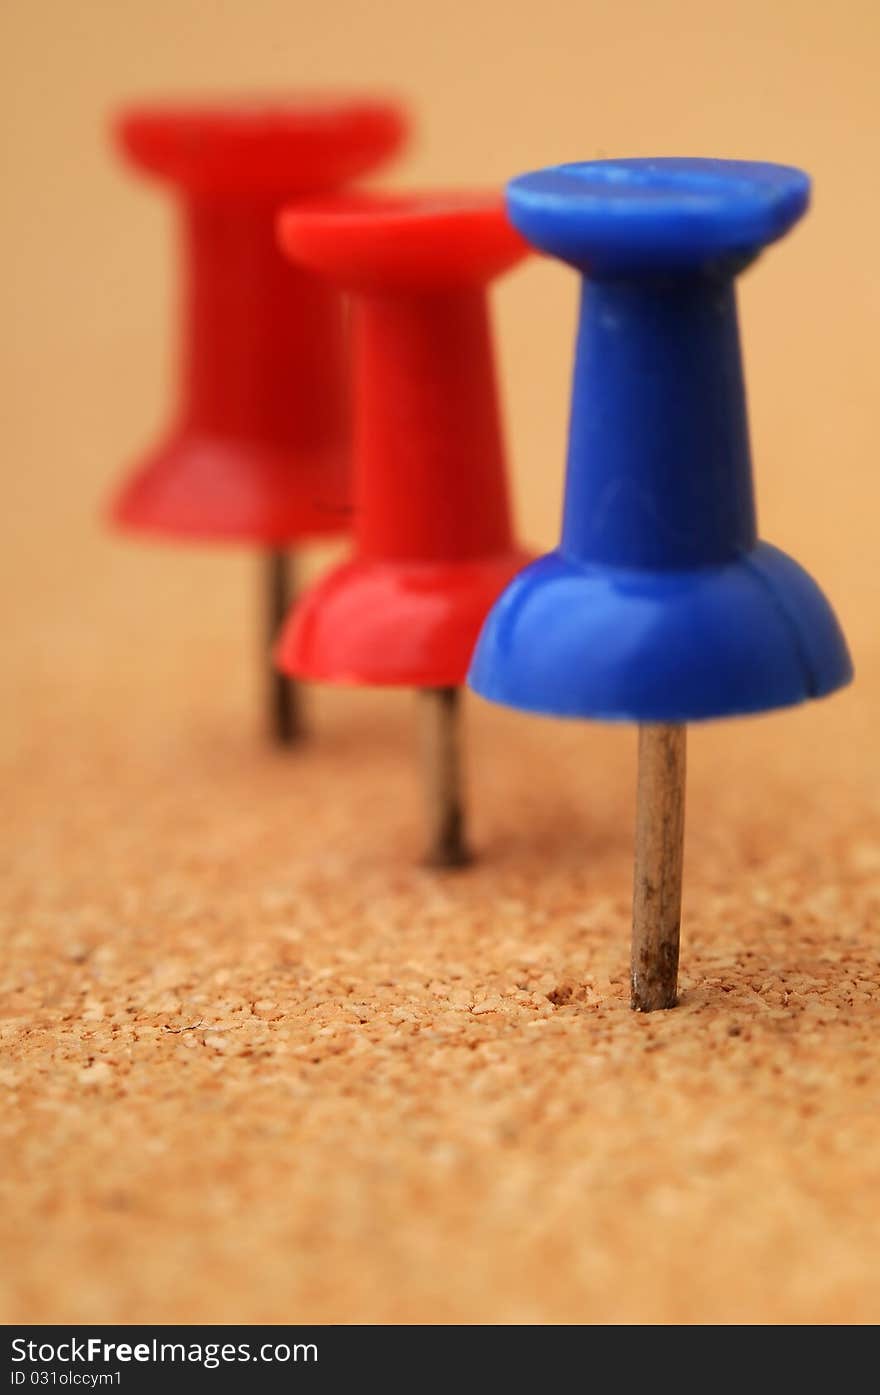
[110,97,407,545]
[274,192,531,687]
[278,191,528,290]
[117,98,406,196]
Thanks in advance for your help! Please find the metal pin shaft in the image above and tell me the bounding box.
[418,686,472,869]
[265,549,303,747]
[631,723,686,1011]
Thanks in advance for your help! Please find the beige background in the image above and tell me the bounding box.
[1,0,879,1324]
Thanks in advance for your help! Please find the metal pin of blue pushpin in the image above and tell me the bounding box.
[469,158,853,1011]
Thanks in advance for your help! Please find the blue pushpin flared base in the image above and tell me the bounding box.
[468,541,852,723]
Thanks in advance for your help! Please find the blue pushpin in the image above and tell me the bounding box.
[469,159,853,1011]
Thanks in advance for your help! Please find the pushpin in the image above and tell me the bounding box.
[275,193,531,865]
[469,159,853,1007]
[109,97,406,744]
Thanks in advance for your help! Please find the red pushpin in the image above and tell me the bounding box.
[275,193,531,865]
[109,97,407,743]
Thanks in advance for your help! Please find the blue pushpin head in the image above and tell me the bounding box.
[468,159,852,723]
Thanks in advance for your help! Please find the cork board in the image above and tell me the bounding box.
[2,525,878,1323]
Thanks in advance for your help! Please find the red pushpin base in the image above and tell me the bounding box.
[110,435,349,545]
[277,551,531,686]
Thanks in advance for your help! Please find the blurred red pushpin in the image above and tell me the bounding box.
[109,97,407,744]
[275,193,530,864]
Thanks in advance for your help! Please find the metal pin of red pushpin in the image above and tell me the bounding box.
[108,97,407,744]
[275,193,531,865]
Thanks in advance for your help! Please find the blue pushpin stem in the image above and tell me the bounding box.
[469,159,853,1010]
[564,277,755,569]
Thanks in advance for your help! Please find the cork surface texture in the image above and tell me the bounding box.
[1,509,878,1325]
